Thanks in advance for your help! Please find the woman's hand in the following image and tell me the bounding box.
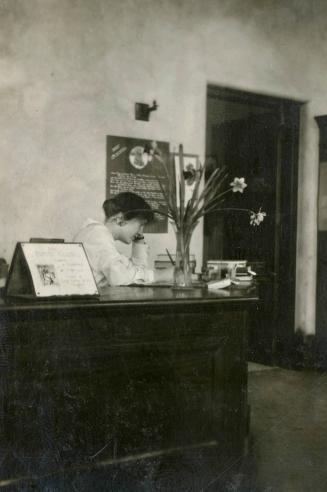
[133,233,145,243]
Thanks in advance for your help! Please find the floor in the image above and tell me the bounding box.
[5,364,327,491]
[245,363,327,492]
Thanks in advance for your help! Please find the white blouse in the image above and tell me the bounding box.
[73,219,154,287]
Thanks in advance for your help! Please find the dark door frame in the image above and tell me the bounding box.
[205,84,303,366]
[314,116,327,369]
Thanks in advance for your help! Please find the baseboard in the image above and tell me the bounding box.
[275,331,327,370]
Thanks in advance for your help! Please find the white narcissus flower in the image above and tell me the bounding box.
[230,177,247,193]
[250,208,267,226]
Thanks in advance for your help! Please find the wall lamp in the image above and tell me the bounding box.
[135,100,158,121]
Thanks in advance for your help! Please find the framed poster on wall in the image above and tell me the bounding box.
[106,136,173,233]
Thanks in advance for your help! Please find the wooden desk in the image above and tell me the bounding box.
[0,286,258,486]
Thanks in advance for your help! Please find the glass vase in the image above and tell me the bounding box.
[173,229,193,288]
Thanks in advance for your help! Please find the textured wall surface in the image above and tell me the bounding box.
[1,0,327,333]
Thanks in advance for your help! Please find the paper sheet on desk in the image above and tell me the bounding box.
[129,280,205,288]
[207,278,231,290]
[128,281,173,287]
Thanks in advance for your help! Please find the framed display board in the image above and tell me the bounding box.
[106,136,173,233]
[5,242,99,300]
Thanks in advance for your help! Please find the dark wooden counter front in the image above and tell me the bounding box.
[0,286,258,487]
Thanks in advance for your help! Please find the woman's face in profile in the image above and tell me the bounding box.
[118,217,146,244]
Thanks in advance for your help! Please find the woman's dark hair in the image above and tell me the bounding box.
[103,192,154,223]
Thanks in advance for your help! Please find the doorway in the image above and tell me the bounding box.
[204,85,302,365]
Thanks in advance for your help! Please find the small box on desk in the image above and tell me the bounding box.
[155,254,196,273]
[206,259,247,280]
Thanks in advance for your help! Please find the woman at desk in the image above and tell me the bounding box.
[74,192,173,287]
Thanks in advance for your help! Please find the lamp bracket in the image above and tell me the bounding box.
[135,100,158,121]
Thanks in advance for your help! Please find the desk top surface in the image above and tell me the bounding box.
[0,284,259,314]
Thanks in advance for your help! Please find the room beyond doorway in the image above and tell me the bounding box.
[204,85,303,366]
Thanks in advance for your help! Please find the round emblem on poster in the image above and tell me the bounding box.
[129,146,150,169]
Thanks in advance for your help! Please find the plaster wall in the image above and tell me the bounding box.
[1,0,326,334]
